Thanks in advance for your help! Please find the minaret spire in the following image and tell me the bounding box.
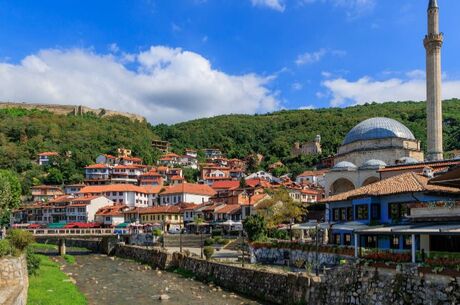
[424,0,443,161]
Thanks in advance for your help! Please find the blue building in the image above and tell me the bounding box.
[324,170,460,261]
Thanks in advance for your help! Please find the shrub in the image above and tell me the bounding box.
[271,229,289,240]
[8,229,35,251]
[204,238,215,246]
[26,248,41,276]
[203,246,214,260]
[211,230,222,237]
[0,239,13,257]
[152,228,162,237]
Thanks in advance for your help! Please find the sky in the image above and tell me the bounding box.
[0,0,459,124]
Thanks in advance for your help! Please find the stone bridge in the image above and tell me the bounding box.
[27,228,120,256]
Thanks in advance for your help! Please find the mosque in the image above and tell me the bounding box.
[325,0,444,196]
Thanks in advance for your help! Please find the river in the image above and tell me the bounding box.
[57,252,267,305]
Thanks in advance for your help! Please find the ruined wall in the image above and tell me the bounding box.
[0,255,28,305]
[0,102,145,122]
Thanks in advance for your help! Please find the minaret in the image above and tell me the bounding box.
[424,0,443,161]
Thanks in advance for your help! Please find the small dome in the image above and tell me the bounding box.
[333,161,357,171]
[343,117,416,145]
[361,159,387,169]
[398,157,419,164]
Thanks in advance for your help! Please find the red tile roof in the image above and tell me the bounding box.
[38,151,59,157]
[96,205,127,217]
[322,172,460,203]
[211,180,240,190]
[80,184,150,194]
[298,169,329,177]
[126,205,181,214]
[215,204,241,214]
[85,164,110,169]
[378,160,460,172]
[161,183,216,196]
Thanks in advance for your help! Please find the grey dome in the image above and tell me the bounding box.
[343,117,415,145]
[398,157,419,164]
[333,161,357,171]
[361,159,387,169]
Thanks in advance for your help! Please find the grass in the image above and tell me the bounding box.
[29,243,58,251]
[27,255,87,305]
[63,254,76,264]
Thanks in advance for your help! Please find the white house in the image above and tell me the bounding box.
[79,184,161,207]
[111,165,145,184]
[64,184,85,195]
[159,183,216,205]
[66,196,114,222]
[95,205,127,226]
[296,170,328,188]
[37,152,59,166]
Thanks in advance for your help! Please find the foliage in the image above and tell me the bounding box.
[204,237,215,246]
[364,251,411,263]
[203,246,214,260]
[26,248,41,275]
[63,254,76,264]
[0,239,14,256]
[0,108,159,192]
[152,228,163,237]
[154,99,460,178]
[0,170,22,225]
[7,229,35,251]
[243,214,268,242]
[27,255,87,305]
[258,189,306,228]
[270,229,289,240]
[182,167,200,183]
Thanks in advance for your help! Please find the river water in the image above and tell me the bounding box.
[60,253,267,305]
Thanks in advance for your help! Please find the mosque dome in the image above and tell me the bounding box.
[343,117,416,145]
[361,159,387,169]
[332,161,357,171]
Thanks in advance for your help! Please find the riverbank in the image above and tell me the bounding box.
[27,255,87,305]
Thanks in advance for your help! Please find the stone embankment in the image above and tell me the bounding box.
[0,255,28,305]
[40,238,460,305]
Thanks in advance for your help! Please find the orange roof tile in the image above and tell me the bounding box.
[322,172,460,203]
[80,184,148,194]
[161,183,216,196]
[298,169,329,177]
[211,180,240,190]
[85,164,110,169]
[38,151,59,157]
[96,205,127,216]
[215,204,241,214]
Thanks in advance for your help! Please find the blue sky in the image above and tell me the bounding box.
[0,0,459,124]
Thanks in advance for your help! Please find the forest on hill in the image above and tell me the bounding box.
[0,108,159,193]
[154,99,460,176]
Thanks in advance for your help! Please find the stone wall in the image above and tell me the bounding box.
[32,240,460,305]
[251,246,350,268]
[112,244,173,269]
[35,237,102,253]
[0,255,28,305]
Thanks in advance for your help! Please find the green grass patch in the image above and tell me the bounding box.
[169,267,195,278]
[28,255,87,305]
[63,254,76,265]
[30,243,58,251]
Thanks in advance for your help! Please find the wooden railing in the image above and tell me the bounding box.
[26,228,116,236]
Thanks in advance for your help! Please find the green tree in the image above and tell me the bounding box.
[0,170,22,225]
[45,168,64,185]
[242,214,267,242]
[259,189,306,228]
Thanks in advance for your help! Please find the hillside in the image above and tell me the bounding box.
[154,99,460,174]
[0,107,159,192]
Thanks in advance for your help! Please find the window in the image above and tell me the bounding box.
[344,234,351,246]
[403,236,412,249]
[333,234,341,245]
[340,208,346,221]
[388,203,409,221]
[355,205,368,220]
[371,204,380,221]
[365,235,377,248]
[347,207,353,221]
[391,235,400,249]
[333,209,340,221]
[118,192,123,196]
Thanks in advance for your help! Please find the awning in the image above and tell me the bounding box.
[115,222,130,228]
[355,223,460,235]
[331,222,370,232]
[47,222,66,229]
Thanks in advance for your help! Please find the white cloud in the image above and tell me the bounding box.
[295,49,327,65]
[251,0,285,12]
[0,47,279,124]
[300,0,376,18]
[322,74,460,107]
[295,48,345,66]
[291,82,303,90]
[299,104,316,110]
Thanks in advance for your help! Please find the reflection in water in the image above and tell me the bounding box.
[61,253,267,305]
